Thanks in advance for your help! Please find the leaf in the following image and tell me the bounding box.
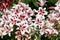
[22,0,30,4]
[35,35,39,40]
[57,24,60,29]
[14,0,18,4]
[31,0,37,2]
[47,0,58,4]
[33,2,39,7]
[0,11,2,17]
[32,0,38,7]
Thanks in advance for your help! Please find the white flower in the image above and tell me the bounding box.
[34,7,47,16]
[38,0,46,6]
[2,31,7,36]
[36,14,45,20]
[40,28,45,35]
[12,4,20,9]
[16,23,21,26]
[46,20,54,28]
[55,3,60,12]
[9,23,14,28]
[55,0,60,5]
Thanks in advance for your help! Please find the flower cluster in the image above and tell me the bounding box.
[0,0,13,11]
[0,2,60,40]
[40,10,59,36]
[0,2,34,39]
[34,8,59,36]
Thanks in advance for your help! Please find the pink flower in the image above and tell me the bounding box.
[38,0,46,6]
[15,31,21,39]
[0,0,13,11]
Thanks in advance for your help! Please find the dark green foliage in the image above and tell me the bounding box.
[14,0,18,4]
[47,0,58,5]
[22,0,39,9]
[0,12,3,17]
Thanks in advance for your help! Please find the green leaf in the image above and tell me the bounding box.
[32,0,38,7]
[0,11,2,17]
[22,0,30,4]
[31,0,37,2]
[47,0,58,4]
[33,2,39,7]
[14,0,18,4]
[35,35,39,40]
[57,24,60,29]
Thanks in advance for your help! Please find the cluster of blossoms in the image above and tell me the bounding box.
[0,0,13,11]
[34,8,59,36]
[0,2,34,39]
[0,2,60,40]
[39,10,59,36]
